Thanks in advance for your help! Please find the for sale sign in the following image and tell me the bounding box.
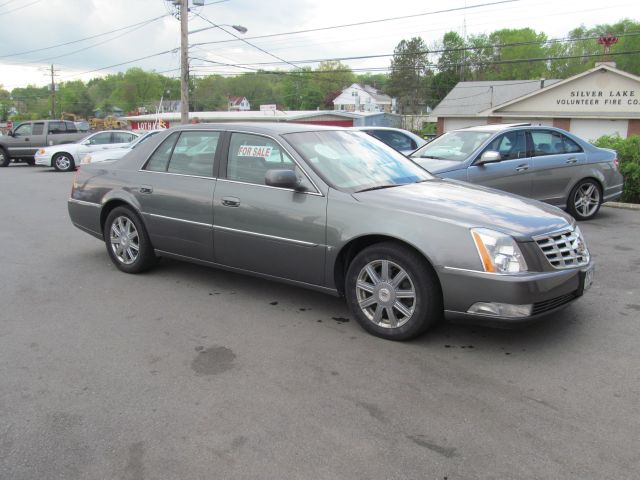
[237,145,273,158]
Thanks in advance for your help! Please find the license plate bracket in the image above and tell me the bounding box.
[577,266,594,296]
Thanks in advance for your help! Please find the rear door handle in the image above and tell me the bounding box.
[565,157,578,165]
[139,185,153,194]
[515,164,529,172]
[221,196,240,207]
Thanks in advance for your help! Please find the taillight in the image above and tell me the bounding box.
[71,168,80,196]
[613,158,619,170]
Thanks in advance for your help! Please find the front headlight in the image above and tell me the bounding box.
[471,228,528,274]
[37,149,46,155]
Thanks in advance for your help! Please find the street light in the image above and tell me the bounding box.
[169,0,247,124]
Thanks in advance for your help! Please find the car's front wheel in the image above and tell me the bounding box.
[345,242,442,341]
[53,152,75,172]
[104,207,156,273]
[567,179,602,220]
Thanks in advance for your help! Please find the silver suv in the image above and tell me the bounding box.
[409,124,624,220]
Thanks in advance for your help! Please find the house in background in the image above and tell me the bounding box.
[228,96,251,111]
[333,84,395,113]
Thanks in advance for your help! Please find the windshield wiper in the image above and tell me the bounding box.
[356,184,406,193]
[418,155,444,159]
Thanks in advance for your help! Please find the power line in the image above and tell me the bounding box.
[61,48,180,78]
[0,14,169,59]
[191,0,522,50]
[0,0,41,17]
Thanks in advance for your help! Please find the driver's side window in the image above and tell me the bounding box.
[14,124,32,136]
[484,131,526,161]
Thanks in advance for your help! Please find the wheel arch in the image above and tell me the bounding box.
[333,234,440,296]
[567,175,604,200]
[99,197,144,236]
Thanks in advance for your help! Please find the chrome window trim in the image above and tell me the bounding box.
[225,129,323,196]
[68,198,101,208]
[137,169,217,181]
[145,212,213,228]
[216,178,323,196]
[214,225,321,247]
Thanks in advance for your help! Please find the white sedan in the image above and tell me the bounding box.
[80,130,164,165]
[35,130,139,172]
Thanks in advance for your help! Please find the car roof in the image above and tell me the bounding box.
[170,122,348,135]
[460,123,532,133]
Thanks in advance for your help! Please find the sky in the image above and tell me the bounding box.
[0,0,637,90]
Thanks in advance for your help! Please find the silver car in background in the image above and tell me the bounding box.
[409,124,624,220]
[68,123,594,341]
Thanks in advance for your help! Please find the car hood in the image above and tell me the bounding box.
[410,157,465,174]
[352,179,573,239]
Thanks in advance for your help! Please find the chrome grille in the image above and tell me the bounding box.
[534,228,589,269]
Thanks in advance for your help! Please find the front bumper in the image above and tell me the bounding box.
[438,260,594,326]
[34,153,52,166]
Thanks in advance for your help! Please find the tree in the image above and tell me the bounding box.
[387,37,430,114]
[431,31,467,106]
[58,80,93,118]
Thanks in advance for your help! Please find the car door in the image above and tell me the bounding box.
[77,131,136,158]
[9,122,46,157]
[135,130,221,261]
[529,130,587,205]
[213,131,328,286]
[466,130,533,198]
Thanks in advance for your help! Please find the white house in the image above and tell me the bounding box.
[228,96,251,111]
[333,84,394,113]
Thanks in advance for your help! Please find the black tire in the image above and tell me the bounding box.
[345,242,442,341]
[104,206,157,274]
[0,148,9,167]
[567,178,602,221]
[52,152,75,172]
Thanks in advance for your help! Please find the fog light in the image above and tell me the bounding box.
[467,302,533,318]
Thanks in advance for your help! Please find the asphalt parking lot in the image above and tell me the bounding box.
[1,164,639,480]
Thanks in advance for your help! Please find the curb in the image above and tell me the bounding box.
[603,201,640,210]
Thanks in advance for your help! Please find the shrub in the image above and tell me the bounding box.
[593,135,640,203]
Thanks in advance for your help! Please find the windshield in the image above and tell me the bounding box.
[284,130,432,192]
[409,130,493,163]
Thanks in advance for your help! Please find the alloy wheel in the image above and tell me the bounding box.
[109,216,140,265]
[573,182,600,218]
[355,259,416,329]
[55,155,72,171]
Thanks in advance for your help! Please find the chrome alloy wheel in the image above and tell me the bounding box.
[54,154,72,171]
[573,182,600,218]
[109,216,140,265]
[355,259,416,329]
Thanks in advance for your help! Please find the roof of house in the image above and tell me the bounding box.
[228,96,247,105]
[335,84,392,104]
[431,79,561,117]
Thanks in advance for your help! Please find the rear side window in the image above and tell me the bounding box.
[145,132,180,172]
[48,121,65,134]
[531,131,583,156]
[112,132,136,143]
[88,132,112,145]
[32,122,45,135]
[166,131,220,177]
[65,121,77,132]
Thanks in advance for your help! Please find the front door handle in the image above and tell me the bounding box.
[139,185,153,194]
[565,157,578,165]
[221,196,240,207]
[515,164,529,172]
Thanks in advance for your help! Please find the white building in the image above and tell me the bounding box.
[333,84,394,113]
[432,63,640,140]
[227,96,251,111]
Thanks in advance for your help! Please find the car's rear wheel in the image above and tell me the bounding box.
[104,207,156,273]
[0,148,9,167]
[53,152,75,172]
[345,242,442,341]
[567,179,602,220]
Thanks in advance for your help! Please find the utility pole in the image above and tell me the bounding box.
[180,0,189,125]
[44,64,59,119]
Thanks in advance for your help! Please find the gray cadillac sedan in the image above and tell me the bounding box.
[68,123,594,340]
[409,124,624,220]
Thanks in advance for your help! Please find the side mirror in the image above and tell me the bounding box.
[265,169,301,190]
[477,150,501,165]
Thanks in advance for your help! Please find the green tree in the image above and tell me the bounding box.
[58,80,93,118]
[387,37,430,114]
